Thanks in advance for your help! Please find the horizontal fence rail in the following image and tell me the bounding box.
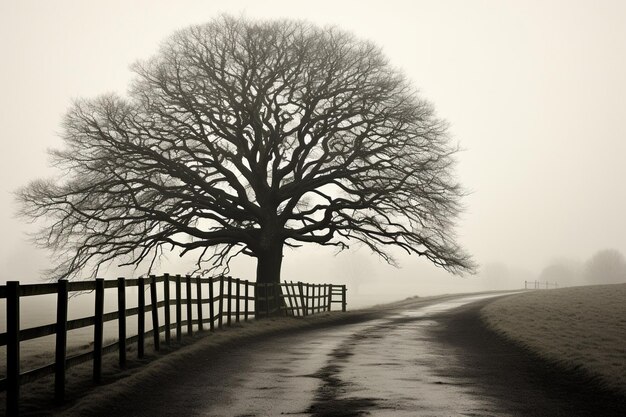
[0,275,347,415]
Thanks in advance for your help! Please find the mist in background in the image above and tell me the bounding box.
[2,0,626,308]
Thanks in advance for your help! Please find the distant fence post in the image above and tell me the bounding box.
[341,285,347,312]
[117,277,127,368]
[137,277,145,358]
[150,275,160,351]
[93,278,105,383]
[7,281,20,415]
[186,275,193,336]
[264,284,270,318]
[175,275,182,342]
[54,279,68,404]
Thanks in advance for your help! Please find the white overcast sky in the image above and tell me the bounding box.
[1,0,625,303]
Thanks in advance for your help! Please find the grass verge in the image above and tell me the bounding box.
[481,283,626,395]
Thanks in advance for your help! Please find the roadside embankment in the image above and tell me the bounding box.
[481,284,626,395]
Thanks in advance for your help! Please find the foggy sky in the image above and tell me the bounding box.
[1,0,625,305]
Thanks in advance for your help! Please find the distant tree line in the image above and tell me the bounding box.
[540,248,626,286]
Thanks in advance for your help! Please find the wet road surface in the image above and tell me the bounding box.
[72,293,626,416]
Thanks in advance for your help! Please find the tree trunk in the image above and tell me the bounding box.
[255,241,284,317]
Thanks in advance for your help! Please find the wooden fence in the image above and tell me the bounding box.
[524,280,558,289]
[0,275,347,415]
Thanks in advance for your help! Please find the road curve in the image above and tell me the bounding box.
[62,292,626,416]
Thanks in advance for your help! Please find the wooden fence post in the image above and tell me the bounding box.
[186,275,193,336]
[163,273,171,345]
[137,277,145,358]
[150,275,160,351]
[298,282,306,317]
[235,278,241,323]
[7,281,20,414]
[264,284,270,318]
[218,276,224,329]
[227,277,232,326]
[319,284,323,313]
[283,282,294,317]
[274,283,282,316]
[308,284,312,314]
[54,279,68,404]
[341,285,347,312]
[208,277,215,331]
[244,280,249,321]
[117,277,127,368]
[252,282,258,319]
[327,284,332,311]
[93,278,105,383]
[196,276,203,331]
[319,284,323,312]
[291,282,297,316]
[175,275,182,342]
[293,282,301,316]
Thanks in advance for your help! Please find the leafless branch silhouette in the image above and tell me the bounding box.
[18,15,474,283]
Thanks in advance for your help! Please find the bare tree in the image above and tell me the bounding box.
[19,16,474,286]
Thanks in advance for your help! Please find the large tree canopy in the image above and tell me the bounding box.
[19,16,474,283]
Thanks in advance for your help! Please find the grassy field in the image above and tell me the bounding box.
[481,284,626,394]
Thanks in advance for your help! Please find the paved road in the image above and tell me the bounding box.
[68,293,626,416]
